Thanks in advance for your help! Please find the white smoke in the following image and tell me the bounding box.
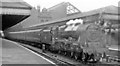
[66,19,83,25]
[65,19,83,31]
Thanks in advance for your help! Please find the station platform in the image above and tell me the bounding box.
[1,38,56,65]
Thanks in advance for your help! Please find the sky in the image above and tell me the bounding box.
[23,0,119,12]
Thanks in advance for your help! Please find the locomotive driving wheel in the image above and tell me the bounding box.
[70,52,74,58]
[81,52,88,63]
[88,53,102,63]
[74,52,79,60]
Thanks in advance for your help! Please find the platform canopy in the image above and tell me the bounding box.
[0,0,32,30]
[0,0,32,15]
[25,5,119,30]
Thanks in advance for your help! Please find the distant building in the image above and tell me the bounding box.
[38,8,52,23]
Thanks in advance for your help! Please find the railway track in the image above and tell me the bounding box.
[20,43,78,66]
[13,40,119,66]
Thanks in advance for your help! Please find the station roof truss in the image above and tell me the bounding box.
[66,2,80,15]
[48,2,81,16]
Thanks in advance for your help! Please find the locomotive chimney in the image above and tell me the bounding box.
[37,5,41,12]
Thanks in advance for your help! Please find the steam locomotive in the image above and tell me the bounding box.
[5,19,119,63]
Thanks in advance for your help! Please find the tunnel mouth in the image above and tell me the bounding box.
[2,14,29,31]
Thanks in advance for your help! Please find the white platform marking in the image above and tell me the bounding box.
[4,39,57,65]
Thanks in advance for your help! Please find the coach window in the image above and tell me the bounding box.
[41,20,44,22]
[46,20,48,22]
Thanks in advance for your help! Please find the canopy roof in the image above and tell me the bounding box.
[0,0,32,15]
[0,0,31,8]
[81,5,118,16]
